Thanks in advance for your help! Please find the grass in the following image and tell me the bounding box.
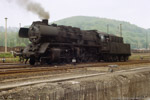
[0,53,20,63]
[129,53,150,60]
[0,57,20,63]
[0,53,14,58]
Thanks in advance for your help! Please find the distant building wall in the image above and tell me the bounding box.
[132,49,150,53]
[0,46,24,53]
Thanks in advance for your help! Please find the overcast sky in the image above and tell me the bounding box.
[0,0,150,29]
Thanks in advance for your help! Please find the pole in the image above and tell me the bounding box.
[107,24,109,34]
[120,24,122,37]
[19,23,21,28]
[19,23,21,46]
[5,18,8,53]
[146,32,148,50]
[148,33,149,50]
[117,26,119,37]
[137,42,138,49]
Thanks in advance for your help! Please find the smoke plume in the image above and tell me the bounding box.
[9,0,50,19]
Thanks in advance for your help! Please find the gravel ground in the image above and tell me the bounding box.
[0,63,150,100]
[1,62,150,81]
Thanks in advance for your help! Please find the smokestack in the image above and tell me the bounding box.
[5,18,8,53]
[42,19,48,25]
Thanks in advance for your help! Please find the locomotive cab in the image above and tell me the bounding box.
[98,32,110,52]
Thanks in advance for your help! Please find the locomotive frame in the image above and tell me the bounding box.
[18,19,131,65]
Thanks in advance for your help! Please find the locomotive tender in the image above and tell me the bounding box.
[19,19,131,65]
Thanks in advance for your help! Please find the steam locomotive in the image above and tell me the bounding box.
[19,19,131,65]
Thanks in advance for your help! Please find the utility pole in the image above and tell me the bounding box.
[137,42,138,49]
[107,24,109,34]
[148,33,149,50]
[120,24,122,37]
[19,23,21,46]
[5,18,8,53]
[19,23,21,28]
[117,26,119,37]
[146,32,148,50]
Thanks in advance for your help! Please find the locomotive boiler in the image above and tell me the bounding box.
[19,19,131,65]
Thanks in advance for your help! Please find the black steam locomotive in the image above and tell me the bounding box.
[19,19,131,65]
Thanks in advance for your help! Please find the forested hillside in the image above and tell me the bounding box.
[54,16,150,49]
[0,16,149,49]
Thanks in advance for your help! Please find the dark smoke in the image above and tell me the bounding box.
[7,0,50,19]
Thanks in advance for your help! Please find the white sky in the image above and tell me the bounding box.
[0,0,150,29]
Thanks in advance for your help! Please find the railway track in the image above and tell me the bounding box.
[0,60,150,76]
[0,66,150,91]
[0,64,30,69]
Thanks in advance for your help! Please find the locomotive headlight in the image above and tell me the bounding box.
[28,25,41,43]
